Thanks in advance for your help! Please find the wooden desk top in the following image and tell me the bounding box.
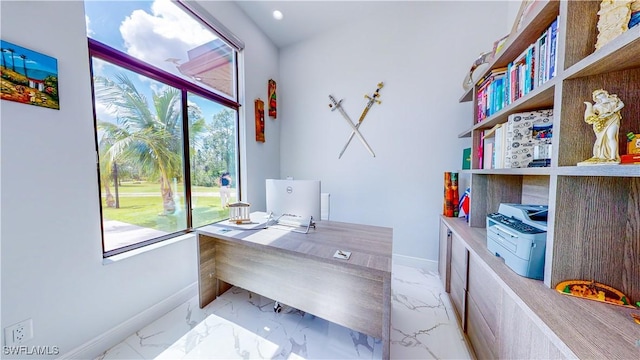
[197,213,393,274]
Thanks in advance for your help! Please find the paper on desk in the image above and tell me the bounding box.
[333,250,351,260]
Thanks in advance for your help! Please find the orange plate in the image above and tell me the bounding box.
[555,280,636,309]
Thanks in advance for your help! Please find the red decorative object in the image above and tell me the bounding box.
[268,79,277,118]
[444,172,459,217]
[255,98,265,142]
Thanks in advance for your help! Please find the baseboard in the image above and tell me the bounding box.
[59,282,198,360]
[393,254,438,273]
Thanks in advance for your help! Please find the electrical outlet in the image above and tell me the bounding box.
[4,319,33,346]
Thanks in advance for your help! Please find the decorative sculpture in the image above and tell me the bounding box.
[578,89,624,166]
[595,0,634,50]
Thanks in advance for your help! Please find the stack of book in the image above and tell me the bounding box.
[478,109,553,169]
[476,16,559,123]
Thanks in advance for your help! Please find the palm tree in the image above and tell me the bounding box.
[6,48,15,71]
[94,73,204,215]
[19,54,28,78]
[0,48,6,69]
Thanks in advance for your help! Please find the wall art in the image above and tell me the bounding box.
[1,39,59,109]
[255,98,265,142]
[268,79,277,118]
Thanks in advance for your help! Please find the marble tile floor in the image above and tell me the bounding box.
[97,264,472,359]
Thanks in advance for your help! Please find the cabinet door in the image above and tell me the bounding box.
[449,232,469,331]
[438,220,452,292]
[466,254,502,359]
[499,292,568,359]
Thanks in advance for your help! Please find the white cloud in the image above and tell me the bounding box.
[85,15,94,37]
[119,0,216,75]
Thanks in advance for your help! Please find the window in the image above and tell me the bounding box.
[85,0,241,257]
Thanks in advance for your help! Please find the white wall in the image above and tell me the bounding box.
[278,1,511,263]
[0,1,278,358]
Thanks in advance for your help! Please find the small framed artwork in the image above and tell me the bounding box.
[268,79,277,118]
[1,39,59,109]
[255,98,265,142]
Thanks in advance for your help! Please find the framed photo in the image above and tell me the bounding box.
[1,39,59,109]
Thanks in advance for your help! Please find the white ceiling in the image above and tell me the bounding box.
[234,1,397,48]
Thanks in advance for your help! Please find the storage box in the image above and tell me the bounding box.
[627,133,640,154]
[504,109,553,168]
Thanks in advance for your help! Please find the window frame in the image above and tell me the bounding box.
[88,37,242,258]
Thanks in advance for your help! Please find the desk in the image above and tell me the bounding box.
[197,214,393,359]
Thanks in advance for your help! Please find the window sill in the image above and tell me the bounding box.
[102,233,196,265]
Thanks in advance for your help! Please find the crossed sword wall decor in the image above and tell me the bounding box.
[329,82,383,158]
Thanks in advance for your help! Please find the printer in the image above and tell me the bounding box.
[486,204,548,280]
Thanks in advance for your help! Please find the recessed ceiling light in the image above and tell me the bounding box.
[272,10,283,20]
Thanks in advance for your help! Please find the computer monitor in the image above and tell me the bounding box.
[266,179,321,221]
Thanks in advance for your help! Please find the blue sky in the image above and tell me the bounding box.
[84,0,228,126]
[1,39,58,78]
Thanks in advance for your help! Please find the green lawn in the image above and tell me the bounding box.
[102,181,235,231]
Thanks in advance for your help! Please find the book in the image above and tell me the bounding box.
[548,17,559,80]
[462,148,472,169]
[621,154,640,164]
[504,109,554,168]
[494,123,507,169]
[536,31,548,86]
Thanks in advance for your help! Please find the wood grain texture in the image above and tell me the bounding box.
[559,68,640,166]
[521,175,551,205]
[443,216,640,359]
[450,1,640,359]
[449,267,466,331]
[197,236,216,308]
[197,219,393,358]
[214,238,386,337]
[466,293,498,360]
[467,255,501,337]
[563,0,600,69]
[451,232,468,284]
[553,176,640,301]
[564,1,640,78]
[485,0,561,73]
[499,292,568,359]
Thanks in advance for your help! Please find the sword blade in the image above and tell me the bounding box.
[329,95,376,157]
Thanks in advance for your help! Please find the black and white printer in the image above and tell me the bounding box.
[486,204,548,280]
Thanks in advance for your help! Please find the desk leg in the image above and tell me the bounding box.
[198,235,233,308]
[382,273,391,360]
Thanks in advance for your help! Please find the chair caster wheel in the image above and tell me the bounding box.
[274,301,282,313]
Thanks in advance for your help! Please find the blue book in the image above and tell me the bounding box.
[549,17,559,79]
[506,62,512,105]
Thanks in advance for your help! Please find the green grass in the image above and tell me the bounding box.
[102,181,236,232]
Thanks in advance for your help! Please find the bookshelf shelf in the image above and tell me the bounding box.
[461,167,552,176]
[563,26,640,79]
[442,1,640,358]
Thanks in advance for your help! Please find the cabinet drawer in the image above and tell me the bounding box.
[467,254,501,336]
[450,233,468,287]
[467,292,497,360]
[449,267,466,328]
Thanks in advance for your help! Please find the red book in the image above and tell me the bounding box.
[620,154,640,164]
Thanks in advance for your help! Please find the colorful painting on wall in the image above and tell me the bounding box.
[268,79,277,118]
[0,40,59,110]
[255,98,265,142]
